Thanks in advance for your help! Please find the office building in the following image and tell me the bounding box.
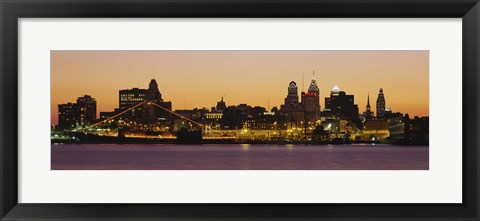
[301,77,321,125]
[324,85,359,120]
[376,88,386,119]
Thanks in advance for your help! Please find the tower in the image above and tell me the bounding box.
[147,79,163,102]
[144,79,164,123]
[302,72,321,125]
[286,81,299,106]
[365,93,373,119]
[376,88,386,119]
[216,97,227,112]
[280,81,303,129]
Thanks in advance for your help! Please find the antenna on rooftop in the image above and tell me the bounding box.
[302,71,305,92]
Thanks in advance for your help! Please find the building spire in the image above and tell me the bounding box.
[302,71,305,92]
[367,92,370,107]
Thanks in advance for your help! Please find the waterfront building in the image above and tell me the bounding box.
[76,95,97,126]
[172,108,209,131]
[324,85,359,120]
[376,88,386,119]
[409,116,429,144]
[388,115,409,140]
[57,95,97,130]
[221,105,249,129]
[58,102,79,130]
[362,118,389,140]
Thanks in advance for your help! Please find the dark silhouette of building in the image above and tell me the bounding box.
[324,85,359,120]
[143,79,172,123]
[216,97,227,112]
[58,102,79,130]
[173,108,209,131]
[364,93,373,119]
[76,95,97,126]
[280,81,303,128]
[118,88,147,121]
[301,76,321,125]
[388,114,410,141]
[388,114,428,144]
[376,88,386,119]
[57,95,97,130]
[144,79,158,121]
[283,81,300,108]
[112,79,172,128]
[409,116,429,144]
[119,88,147,110]
[363,119,389,140]
[221,105,249,129]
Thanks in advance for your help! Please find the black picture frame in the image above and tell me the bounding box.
[1,0,479,220]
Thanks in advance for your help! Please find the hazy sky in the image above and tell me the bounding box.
[51,50,429,125]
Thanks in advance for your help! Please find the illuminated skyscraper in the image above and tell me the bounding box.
[301,74,321,125]
[280,81,303,128]
[376,88,386,119]
[286,81,299,105]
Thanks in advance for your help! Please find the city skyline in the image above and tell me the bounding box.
[51,50,429,125]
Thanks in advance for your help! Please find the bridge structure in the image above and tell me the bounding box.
[83,100,218,136]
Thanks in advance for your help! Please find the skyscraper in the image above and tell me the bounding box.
[324,85,359,120]
[76,95,97,126]
[280,81,303,128]
[147,78,163,102]
[286,81,299,106]
[376,88,386,119]
[143,79,172,123]
[301,75,321,125]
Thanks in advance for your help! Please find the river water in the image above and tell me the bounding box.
[51,144,428,170]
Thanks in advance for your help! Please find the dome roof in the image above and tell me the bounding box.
[332,85,340,93]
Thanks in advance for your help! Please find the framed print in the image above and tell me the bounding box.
[1,0,479,220]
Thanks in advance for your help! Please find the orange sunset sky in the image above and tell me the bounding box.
[51,50,429,125]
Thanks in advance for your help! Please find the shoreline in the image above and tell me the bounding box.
[51,139,429,146]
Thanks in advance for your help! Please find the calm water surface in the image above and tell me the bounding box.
[51,144,428,170]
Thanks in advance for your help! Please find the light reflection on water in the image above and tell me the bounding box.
[51,144,428,170]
